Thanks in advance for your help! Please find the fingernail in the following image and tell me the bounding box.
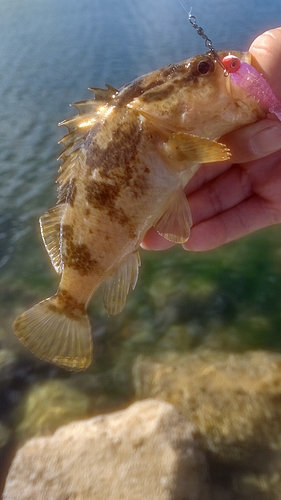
[251,125,281,156]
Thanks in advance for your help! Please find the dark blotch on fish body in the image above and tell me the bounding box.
[62,224,99,276]
[49,289,85,319]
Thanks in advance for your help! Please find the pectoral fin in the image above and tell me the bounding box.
[154,190,192,243]
[162,133,231,171]
[103,252,141,316]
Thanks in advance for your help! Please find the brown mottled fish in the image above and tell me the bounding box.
[13,50,265,370]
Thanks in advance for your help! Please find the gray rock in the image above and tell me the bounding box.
[4,399,208,500]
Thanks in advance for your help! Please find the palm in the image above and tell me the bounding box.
[182,148,281,250]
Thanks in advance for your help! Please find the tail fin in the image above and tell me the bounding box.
[13,296,92,371]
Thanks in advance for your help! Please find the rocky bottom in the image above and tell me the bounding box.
[4,349,281,499]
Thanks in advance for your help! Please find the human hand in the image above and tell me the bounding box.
[142,27,281,252]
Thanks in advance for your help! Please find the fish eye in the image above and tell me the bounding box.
[196,57,214,75]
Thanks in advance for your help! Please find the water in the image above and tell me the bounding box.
[1,0,281,270]
[1,0,281,494]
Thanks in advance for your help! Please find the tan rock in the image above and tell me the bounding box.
[4,399,208,500]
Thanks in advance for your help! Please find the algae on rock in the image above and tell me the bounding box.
[133,350,281,499]
[16,380,90,438]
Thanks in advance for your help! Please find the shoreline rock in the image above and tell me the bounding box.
[3,399,208,500]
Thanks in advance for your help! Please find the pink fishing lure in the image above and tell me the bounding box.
[222,55,281,121]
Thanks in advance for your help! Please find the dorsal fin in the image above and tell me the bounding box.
[57,84,118,204]
[58,84,118,148]
[57,148,82,204]
[88,84,118,101]
[39,204,67,274]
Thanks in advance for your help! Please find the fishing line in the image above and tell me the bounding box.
[177,1,228,75]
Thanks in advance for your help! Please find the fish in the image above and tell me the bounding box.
[13,50,268,371]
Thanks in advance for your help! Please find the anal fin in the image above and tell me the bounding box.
[39,204,66,274]
[154,190,192,243]
[103,252,141,316]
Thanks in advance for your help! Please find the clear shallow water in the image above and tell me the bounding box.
[1,0,281,493]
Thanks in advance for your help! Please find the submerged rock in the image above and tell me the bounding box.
[0,422,10,449]
[0,349,17,373]
[16,379,90,438]
[133,350,281,499]
[4,399,208,500]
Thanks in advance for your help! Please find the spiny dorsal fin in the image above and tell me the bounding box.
[57,149,82,204]
[57,84,118,205]
[88,84,118,101]
[39,204,67,274]
[59,84,118,133]
[103,252,141,316]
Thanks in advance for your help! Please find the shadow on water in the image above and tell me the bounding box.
[206,445,279,500]
[0,441,17,498]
